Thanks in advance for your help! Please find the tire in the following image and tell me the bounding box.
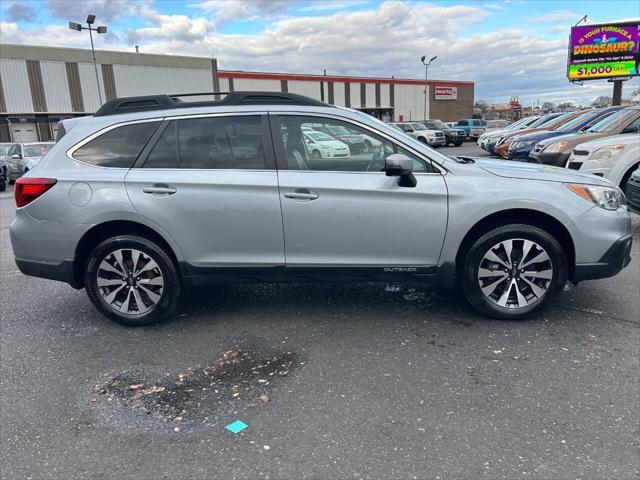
[311,149,322,160]
[460,224,567,320]
[454,142,464,147]
[417,137,428,144]
[84,235,181,326]
[0,181,5,192]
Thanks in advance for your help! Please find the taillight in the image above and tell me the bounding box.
[15,178,57,208]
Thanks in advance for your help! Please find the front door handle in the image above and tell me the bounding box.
[284,189,319,200]
[143,184,177,196]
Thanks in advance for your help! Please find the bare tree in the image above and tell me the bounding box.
[592,96,611,108]
[474,100,489,113]
[541,101,555,112]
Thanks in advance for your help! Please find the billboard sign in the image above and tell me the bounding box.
[568,21,640,81]
[434,86,457,100]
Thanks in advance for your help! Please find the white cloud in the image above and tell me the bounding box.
[4,2,38,22]
[197,0,294,28]
[299,1,367,12]
[528,10,582,23]
[45,0,150,23]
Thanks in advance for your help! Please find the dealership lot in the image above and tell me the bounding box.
[1,184,638,479]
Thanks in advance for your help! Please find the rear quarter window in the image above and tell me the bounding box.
[73,122,159,168]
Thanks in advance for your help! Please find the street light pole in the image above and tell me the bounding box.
[69,15,107,105]
[420,55,437,120]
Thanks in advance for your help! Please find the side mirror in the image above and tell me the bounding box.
[385,154,416,187]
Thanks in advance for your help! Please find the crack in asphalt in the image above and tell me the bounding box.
[551,304,640,326]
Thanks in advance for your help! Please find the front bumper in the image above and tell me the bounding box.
[508,145,535,160]
[528,150,570,166]
[427,137,447,146]
[626,175,640,213]
[572,234,633,282]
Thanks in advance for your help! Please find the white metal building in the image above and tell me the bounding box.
[0,44,474,142]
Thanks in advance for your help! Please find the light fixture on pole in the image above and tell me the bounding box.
[69,14,107,105]
[420,55,437,120]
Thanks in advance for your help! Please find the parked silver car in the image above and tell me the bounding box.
[10,92,632,326]
[5,142,55,183]
[0,143,11,177]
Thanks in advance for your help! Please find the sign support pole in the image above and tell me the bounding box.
[612,80,623,106]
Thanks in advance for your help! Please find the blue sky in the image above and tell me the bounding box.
[2,0,639,105]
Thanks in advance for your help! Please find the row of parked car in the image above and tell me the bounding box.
[0,141,55,191]
[476,105,640,213]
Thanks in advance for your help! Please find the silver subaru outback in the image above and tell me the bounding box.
[10,92,632,326]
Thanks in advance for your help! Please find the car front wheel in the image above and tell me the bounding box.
[84,235,181,326]
[461,224,567,320]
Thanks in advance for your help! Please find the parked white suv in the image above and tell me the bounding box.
[566,133,640,195]
[389,122,446,147]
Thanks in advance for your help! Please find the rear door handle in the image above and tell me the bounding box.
[284,190,319,200]
[143,184,177,195]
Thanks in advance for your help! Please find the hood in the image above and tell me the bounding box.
[536,130,602,148]
[570,132,640,152]
[513,130,568,142]
[504,127,547,139]
[472,158,613,186]
[416,128,441,134]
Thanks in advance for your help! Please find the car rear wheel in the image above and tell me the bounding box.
[461,224,567,320]
[84,235,181,326]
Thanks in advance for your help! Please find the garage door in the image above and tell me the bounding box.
[11,123,38,143]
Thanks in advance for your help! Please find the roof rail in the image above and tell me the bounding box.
[94,91,330,116]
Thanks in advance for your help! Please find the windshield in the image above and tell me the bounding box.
[23,143,52,157]
[487,120,505,128]
[411,123,426,130]
[507,116,538,130]
[428,120,448,129]
[307,132,334,142]
[529,113,562,128]
[556,110,601,131]
[586,108,639,133]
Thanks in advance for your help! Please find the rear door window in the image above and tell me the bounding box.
[458,120,468,126]
[73,122,159,168]
[144,122,178,168]
[178,116,265,169]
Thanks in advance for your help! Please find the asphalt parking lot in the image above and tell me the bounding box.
[1,149,638,479]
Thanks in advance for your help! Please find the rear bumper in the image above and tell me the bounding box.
[14,257,82,289]
[572,234,633,282]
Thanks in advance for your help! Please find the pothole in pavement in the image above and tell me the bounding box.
[92,349,296,434]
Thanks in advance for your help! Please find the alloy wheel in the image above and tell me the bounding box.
[96,248,164,315]
[477,238,553,309]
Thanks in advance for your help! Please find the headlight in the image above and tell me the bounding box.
[566,183,625,210]
[589,144,625,162]
[543,141,569,154]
